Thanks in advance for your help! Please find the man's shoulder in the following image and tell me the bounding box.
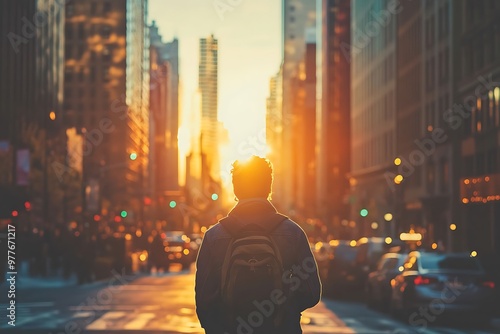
[274,216,305,235]
[204,221,231,240]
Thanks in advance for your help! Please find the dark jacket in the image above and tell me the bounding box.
[195,198,322,334]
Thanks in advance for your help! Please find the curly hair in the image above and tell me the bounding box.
[231,156,273,200]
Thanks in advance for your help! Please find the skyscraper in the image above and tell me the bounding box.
[0,0,65,222]
[282,0,316,213]
[350,0,397,237]
[150,21,180,202]
[199,35,219,180]
[316,0,350,233]
[64,0,150,217]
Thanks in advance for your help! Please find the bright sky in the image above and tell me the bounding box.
[149,0,282,182]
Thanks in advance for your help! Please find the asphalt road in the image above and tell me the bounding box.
[0,265,498,334]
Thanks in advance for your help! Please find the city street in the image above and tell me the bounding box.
[1,265,498,334]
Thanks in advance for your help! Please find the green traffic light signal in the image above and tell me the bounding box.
[129,152,138,161]
[360,208,368,217]
[211,193,219,201]
[169,200,177,208]
[120,210,128,218]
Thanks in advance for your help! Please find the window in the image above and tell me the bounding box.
[64,69,73,82]
[441,160,449,193]
[77,44,84,59]
[64,88,72,98]
[102,47,111,62]
[101,25,111,39]
[90,2,97,15]
[78,23,84,40]
[66,3,74,17]
[65,44,72,59]
[427,161,435,193]
[65,24,73,39]
[103,67,110,82]
[103,1,111,13]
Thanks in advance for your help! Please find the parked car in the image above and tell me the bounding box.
[352,237,402,289]
[324,240,359,296]
[366,252,406,309]
[390,251,496,322]
[163,231,194,270]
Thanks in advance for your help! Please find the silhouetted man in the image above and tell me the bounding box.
[196,156,321,334]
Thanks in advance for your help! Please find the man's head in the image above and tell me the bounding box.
[231,156,273,200]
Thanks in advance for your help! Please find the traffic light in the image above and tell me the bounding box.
[120,210,128,218]
[129,152,138,161]
[169,200,177,208]
[360,208,368,217]
[211,193,219,201]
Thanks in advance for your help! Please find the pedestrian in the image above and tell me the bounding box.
[195,156,321,334]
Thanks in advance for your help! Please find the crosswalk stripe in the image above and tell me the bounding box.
[86,311,126,330]
[123,312,155,330]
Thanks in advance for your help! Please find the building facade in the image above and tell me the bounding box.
[150,21,180,219]
[350,0,397,238]
[281,0,316,213]
[199,35,219,181]
[455,0,500,257]
[316,0,351,235]
[64,0,149,219]
[0,0,65,223]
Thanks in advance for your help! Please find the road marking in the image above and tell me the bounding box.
[123,312,155,330]
[86,311,126,330]
[73,311,95,318]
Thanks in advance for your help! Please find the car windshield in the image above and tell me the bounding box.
[420,255,482,271]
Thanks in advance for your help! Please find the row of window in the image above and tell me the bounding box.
[66,1,112,17]
[463,88,500,136]
[65,23,112,40]
[461,25,500,79]
[352,130,394,171]
[64,66,112,83]
[352,53,395,107]
[462,148,499,177]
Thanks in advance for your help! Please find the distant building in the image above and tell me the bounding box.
[316,0,350,234]
[418,0,455,250]
[64,0,150,218]
[150,21,180,216]
[199,35,220,181]
[282,0,316,212]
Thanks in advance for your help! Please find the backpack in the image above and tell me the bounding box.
[220,213,289,331]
